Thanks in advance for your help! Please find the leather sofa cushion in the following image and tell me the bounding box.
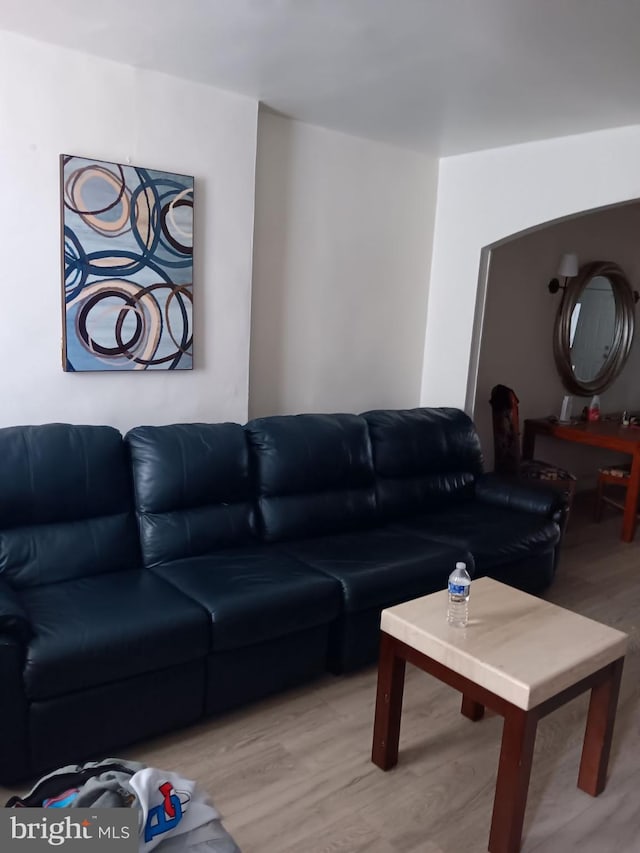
[394,503,560,573]
[282,528,471,612]
[245,413,376,541]
[126,424,256,566]
[152,547,341,651]
[0,424,140,588]
[21,571,209,700]
[475,473,566,518]
[0,514,140,591]
[0,577,31,642]
[362,408,483,518]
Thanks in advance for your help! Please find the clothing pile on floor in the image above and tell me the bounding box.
[5,759,240,852]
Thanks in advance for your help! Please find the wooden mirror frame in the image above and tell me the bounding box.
[553,260,636,396]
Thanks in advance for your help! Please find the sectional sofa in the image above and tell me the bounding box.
[0,408,565,782]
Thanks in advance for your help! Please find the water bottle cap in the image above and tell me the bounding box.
[455,561,466,570]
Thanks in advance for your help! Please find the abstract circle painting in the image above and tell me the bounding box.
[61,155,194,371]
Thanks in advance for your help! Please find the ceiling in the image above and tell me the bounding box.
[3,0,640,155]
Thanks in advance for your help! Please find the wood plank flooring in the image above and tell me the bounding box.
[2,494,639,852]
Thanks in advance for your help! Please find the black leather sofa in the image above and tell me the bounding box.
[0,408,564,782]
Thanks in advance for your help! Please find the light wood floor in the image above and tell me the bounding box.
[3,494,639,852]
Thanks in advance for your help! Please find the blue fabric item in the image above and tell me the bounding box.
[43,789,80,807]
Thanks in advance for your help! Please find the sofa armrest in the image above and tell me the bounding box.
[0,578,32,643]
[0,635,31,781]
[475,473,567,523]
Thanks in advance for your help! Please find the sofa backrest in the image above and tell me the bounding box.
[245,413,377,542]
[0,424,140,588]
[126,423,256,567]
[362,407,483,518]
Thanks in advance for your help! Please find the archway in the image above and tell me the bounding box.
[470,201,640,477]
[420,124,640,415]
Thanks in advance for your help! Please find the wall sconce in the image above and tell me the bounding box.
[548,253,640,303]
[548,253,578,294]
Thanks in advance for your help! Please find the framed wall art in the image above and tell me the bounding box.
[60,155,194,371]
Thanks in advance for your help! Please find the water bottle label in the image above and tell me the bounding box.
[448,582,467,596]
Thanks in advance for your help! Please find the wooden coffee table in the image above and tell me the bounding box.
[371,578,627,853]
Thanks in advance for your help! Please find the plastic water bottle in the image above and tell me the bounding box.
[447,561,471,627]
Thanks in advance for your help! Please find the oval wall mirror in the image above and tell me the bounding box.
[553,260,636,395]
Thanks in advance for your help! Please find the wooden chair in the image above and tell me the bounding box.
[489,384,577,515]
[594,464,634,521]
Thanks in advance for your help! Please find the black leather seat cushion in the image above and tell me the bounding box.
[21,571,209,700]
[281,529,471,612]
[394,503,560,573]
[151,548,342,651]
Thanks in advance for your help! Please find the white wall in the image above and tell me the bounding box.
[475,203,640,479]
[249,111,437,418]
[421,124,640,410]
[0,30,258,432]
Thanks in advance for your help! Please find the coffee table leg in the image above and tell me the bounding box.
[371,632,406,770]
[577,656,624,796]
[461,695,485,721]
[489,706,538,853]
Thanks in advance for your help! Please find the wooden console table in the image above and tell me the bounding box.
[522,418,640,542]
